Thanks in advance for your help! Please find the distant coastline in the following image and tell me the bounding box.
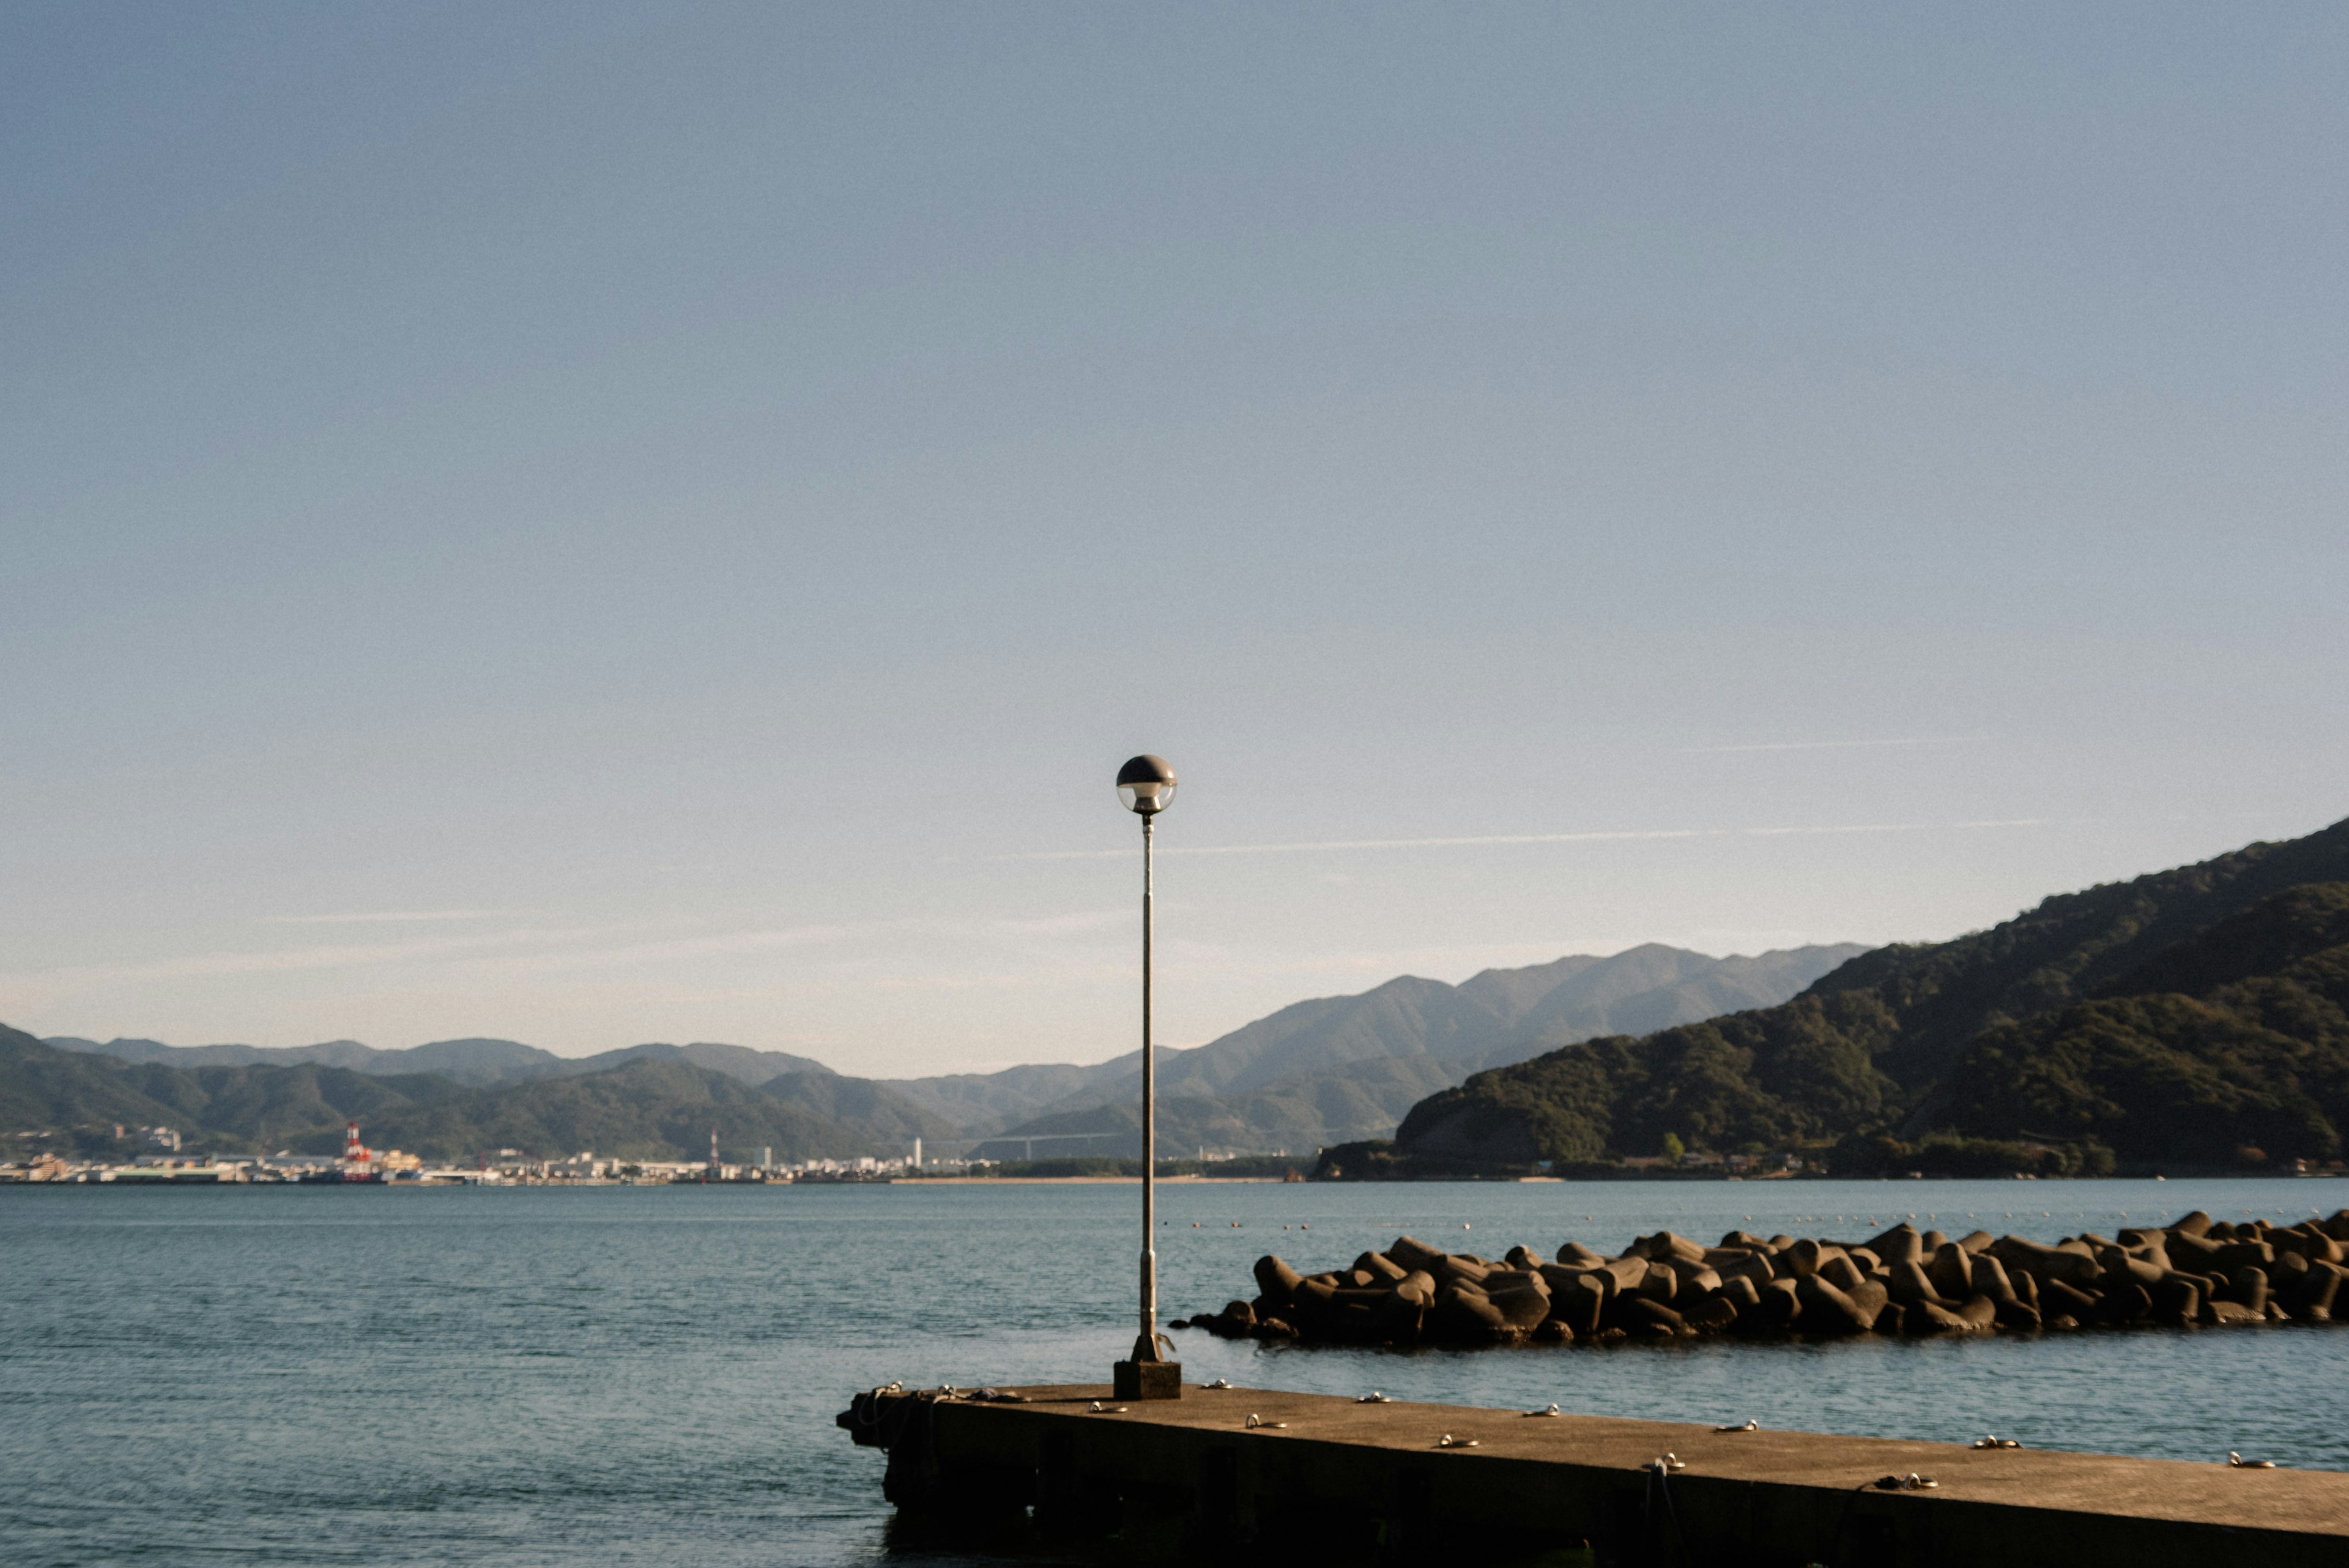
[897,1173,1288,1184]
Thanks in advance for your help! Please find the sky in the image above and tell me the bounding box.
[3,3,2345,1076]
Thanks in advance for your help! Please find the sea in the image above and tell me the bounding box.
[7,1176,2348,1567]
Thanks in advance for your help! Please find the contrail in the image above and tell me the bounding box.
[986,819,2046,863]
[1682,736,1983,754]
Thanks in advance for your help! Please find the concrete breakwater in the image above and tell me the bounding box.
[838,1382,2349,1566]
[1178,1208,2349,1347]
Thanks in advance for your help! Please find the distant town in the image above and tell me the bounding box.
[0,1119,932,1186]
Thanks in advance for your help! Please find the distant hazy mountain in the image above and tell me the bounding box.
[556,1041,836,1085]
[349,1058,875,1162]
[45,1035,833,1089]
[2,1028,902,1162]
[46,1035,561,1085]
[970,1058,1463,1163]
[1081,943,1872,1102]
[758,1072,960,1145]
[2,1028,475,1153]
[960,944,1869,1157]
[874,1062,1102,1132]
[49,1035,384,1069]
[27,943,1866,1161]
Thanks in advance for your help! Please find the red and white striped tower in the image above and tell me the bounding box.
[343,1120,372,1181]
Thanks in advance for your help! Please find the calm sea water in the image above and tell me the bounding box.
[7,1176,2348,1567]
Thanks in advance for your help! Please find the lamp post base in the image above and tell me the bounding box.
[1112,1359,1183,1401]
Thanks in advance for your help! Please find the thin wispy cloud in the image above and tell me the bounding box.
[991,909,1129,936]
[266,909,520,925]
[482,923,865,973]
[16,925,607,986]
[1682,736,1984,755]
[11,907,1140,1000]
[987,819,2047,863]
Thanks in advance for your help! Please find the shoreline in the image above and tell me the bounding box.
[899,1174,1290,1184]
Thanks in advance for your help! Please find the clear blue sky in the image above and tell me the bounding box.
[4,3,2343,1074]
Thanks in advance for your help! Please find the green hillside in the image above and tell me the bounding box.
[0,1027,466,1157]
[1375,819,2349,1176]
[344,1058,881,1162]
[758,1071,961,1146]
[2,1026,195,1136]
[1934,882,2349,1168]
[0,1028,919,1162]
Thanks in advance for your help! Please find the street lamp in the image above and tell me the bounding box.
[1112,753,1182,1402]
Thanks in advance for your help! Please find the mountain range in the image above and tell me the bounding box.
[25,812,2349,1176]
[45,1035,834,1088]
[949,943,1868,1158]
[1373,815,2349,1178]
[0,1032,959,1164]
[9,943,1860,1162]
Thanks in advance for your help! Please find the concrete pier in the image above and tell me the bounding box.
[841,1381,2349,1566]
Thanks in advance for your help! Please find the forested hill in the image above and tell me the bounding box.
[1379,817,2349,1177]
[0,1027,950,1163]
[26,943,1861,1161]
[43,1034,835,1088]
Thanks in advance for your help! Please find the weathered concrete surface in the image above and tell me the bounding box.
[845,1381,2349,1566]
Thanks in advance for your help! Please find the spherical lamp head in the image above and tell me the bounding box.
[1116,754,1178,816]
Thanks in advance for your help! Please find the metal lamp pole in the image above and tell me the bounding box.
[1114,754,1181,1400]
[1141,806,1156,1343]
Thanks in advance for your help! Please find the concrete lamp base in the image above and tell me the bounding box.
[1113,1359,1183,1401]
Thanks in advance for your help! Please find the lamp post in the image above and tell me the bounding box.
[1112,753,1182,1401]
